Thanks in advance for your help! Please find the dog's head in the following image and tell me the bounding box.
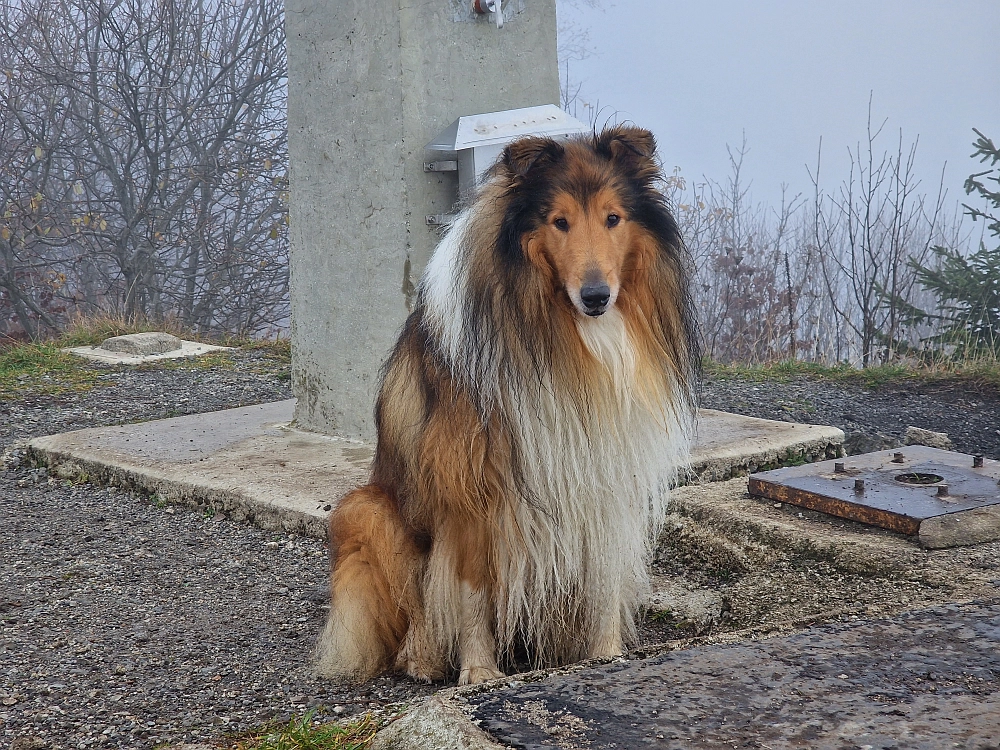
[496,126,668,318]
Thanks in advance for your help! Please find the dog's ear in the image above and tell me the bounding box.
[597,126,657,175]
[502,136,565,178]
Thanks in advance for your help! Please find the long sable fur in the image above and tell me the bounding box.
[318,126,699,682]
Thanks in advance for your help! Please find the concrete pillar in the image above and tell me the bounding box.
[286,0,559,440]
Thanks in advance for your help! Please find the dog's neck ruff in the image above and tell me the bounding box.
[421,207,471,376]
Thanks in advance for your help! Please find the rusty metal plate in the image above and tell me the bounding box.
[748,446,1000,545]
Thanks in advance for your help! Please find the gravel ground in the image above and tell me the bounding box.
[2,349,1000,749]
[1,350,437,750]
[699,372,1000,459]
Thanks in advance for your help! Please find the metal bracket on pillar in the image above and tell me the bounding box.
[426,214,457,227]
[423,161,458,172]
[472,0,504,29]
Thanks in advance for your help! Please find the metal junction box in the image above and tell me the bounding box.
[424,104,588,224]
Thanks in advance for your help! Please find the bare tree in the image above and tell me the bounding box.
[557,0,600,121]
[810,98,945,366]
[0,0,288,339]
[0,5,83,338]
[671,138,812,363]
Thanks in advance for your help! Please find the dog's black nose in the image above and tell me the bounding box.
[580,283,611,314]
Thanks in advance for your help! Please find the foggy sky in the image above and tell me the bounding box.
[560,0,1000,210]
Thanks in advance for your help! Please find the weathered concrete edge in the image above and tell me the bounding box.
[23,412,845,548]
[25,438,328,539]
[689,425,845,483]
[919,504,1000,549]
[672,478,926,576]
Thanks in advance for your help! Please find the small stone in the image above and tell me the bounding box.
[843,429,899,455]
[903,426,953,450]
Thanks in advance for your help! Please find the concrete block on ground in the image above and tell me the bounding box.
[27,403,844,541]
[64,338,231,365]
[370,696,504,750]
[671,477,927,575]
[919,504,1000,549]
[99,332,182,355]
[690,409,843,481]
[905,425,954,450]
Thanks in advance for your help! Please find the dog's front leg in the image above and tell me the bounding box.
[396,608,447,683]
[457,581,504,685]
[588,598,624,660]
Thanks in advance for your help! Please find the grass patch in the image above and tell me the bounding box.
[0,311,292,399]
[0,341,103,400]
[703,357,1000,389]
[224,711,379,750]
[237,337,291,359]
[137,349,237,372]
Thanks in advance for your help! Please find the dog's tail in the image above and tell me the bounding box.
[316,485,421,681]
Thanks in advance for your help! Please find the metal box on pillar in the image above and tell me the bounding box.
[424,105,588,226]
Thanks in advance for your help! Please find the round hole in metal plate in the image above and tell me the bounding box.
[894,472,944,485]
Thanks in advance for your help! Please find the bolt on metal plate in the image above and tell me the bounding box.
[748,446,1000,549]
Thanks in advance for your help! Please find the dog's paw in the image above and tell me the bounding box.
[397,651,446,684]
[587,639,624,660]
[404,662,445,684]
[396,624,446,683]
[458,665,505,685]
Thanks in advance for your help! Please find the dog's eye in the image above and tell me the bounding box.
[606,214,620,228]
[554,217,569,232]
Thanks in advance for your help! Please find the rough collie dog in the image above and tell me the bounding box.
[317,126,698,685]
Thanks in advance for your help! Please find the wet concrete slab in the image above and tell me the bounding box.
[463,600,1000,750]
[26,400,842,539]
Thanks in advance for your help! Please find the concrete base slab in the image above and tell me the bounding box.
[28,401,369,537]
[691,408,842,480]
[671,477,928,575]
[27,401,842,540]
[63,339,232,364]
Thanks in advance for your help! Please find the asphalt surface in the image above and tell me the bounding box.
[470,601,1000,750]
